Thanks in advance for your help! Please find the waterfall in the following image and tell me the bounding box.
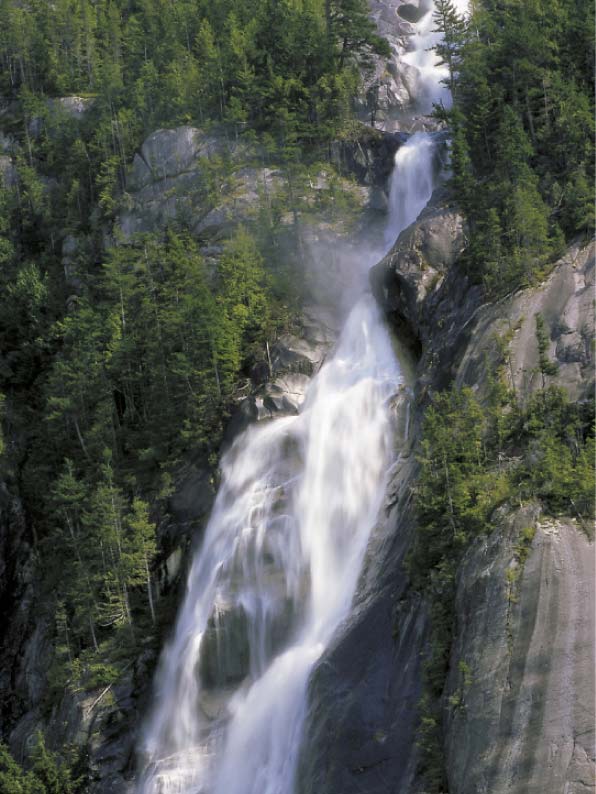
[384,132,436,249]
[137,293,407,794]
[402,0,469,113]
[137,5,451,793]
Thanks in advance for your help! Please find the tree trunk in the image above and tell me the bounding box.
[145,553,156,625]
[89,616,99,653]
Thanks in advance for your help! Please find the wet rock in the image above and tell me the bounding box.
[224,396,259,448]
[199,591,297,693]
[225,304,335,436]
[256,374,312,419]
[169,465,214,525]
[370,187,465,356]
[307,188,594,794]
[297,455,425,794]
[270,335,324,377]
[397,2,426,23]
[198,602,251,689]
[330,125,408,187]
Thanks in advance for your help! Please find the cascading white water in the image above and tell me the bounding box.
[384,133,436,248]
[137,5,453,793]
[138,291,407,794]
[402,0,469,113]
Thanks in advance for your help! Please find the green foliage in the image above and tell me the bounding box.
[0,735,76,794]
[432,0,466,94]
[0,0,388,145]
[534,313,559,386]
[440,0,595,296]
[411,355,594,789]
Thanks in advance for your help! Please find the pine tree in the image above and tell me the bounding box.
[123,498,157,624]
[535,314,558,388]
[30,733,76,794]
[433,0,466,96]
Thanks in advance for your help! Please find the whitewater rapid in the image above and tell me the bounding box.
[137,2,456,792]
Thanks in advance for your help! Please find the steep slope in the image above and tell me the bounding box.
[296,187,594,793]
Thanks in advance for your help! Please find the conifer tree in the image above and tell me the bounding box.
[433,0,466,96]
[123,498,157,624]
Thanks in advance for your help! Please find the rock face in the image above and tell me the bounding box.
[372,190,595,401]
[119,126,379,244]
[330,126,409,188]
[445,509,595,794]
[370,186,466,354]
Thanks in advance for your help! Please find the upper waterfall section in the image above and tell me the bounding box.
[362,0,468,130]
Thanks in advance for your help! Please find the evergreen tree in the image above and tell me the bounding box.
[534,313,558,388]
[433,0,466,96]
[123,498,157,624]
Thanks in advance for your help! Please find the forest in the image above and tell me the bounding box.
[437,0,594,293]
[0,0,594,790]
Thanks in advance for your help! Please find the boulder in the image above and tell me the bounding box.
[129,127,220,189]
[370,187,466,354]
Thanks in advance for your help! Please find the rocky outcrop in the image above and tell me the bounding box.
[330,125,408,189]
[444,508,595,794]
[372,188,595,400]
[370,187,467,358]
[296,476,428,794]
[359,0,444,131]
[119,126,379,244]
[296,348,422,794]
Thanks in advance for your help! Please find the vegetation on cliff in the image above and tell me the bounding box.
[0,0,593,787]
[410,316,594,790]
[408,6,595,780]
[435,0,594,295]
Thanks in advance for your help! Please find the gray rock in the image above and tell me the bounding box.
[168,465,214,525]
[297,454,425,794]
[256,373,312,419]
[297,355,420,794]
[444,509,595,794]
[453,240,595,403]
[131,127,218,189]
[398,2,427,23]
[49,96,95,120]
[308,192,594,794]
[370,187,466,357]
[0,154,16,186]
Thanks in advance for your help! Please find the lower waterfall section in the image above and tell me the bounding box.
[138,296,407,794]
